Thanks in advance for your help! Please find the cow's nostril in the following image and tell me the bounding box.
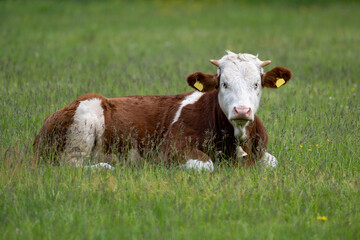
[247,107,251,115]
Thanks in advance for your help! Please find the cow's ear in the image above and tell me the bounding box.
[262,67,292,88]
[187,72,219,92]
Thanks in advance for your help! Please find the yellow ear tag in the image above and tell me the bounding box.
[275,78,285,88]
[194,81,204,91]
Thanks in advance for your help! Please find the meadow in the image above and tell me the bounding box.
[0,1,359,239]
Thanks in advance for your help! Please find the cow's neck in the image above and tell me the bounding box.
[232,121,250,142]
[211,91,249,144]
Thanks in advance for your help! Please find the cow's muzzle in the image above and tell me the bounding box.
[231,107,252,121]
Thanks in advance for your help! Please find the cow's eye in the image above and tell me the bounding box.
[222,82,228,89]
[254,83,258,89]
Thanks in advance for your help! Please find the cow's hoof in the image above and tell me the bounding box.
[184,159,214,172]
[261,152,278,167]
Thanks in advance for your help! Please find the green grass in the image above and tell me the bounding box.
[1,1,359,239]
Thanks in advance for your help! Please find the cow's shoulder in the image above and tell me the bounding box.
[164,91,220,145]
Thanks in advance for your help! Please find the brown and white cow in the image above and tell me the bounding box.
[33,51,292,171]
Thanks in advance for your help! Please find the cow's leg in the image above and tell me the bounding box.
[64,98,113,170]
[260,152,278,167]
[183,149,214,172]
[184,159,214,172]
[162,126,214,172]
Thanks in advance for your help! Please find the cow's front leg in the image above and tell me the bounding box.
[260,152,278,167]
[183,149,214,172]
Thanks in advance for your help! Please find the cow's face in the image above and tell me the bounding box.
[187,51,292,139]
[217,53,265,127]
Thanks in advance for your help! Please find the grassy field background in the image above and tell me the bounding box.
[1,1,359,239]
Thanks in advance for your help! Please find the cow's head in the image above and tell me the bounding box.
[187,51,292,139]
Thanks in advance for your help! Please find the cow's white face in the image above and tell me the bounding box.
[186,50,292,140]
[216,52,267,139]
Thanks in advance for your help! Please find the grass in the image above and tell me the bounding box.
[0,0,359,239]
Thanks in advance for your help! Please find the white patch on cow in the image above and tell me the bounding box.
[260,152,278,167]
[171,91,204,124]
[66,98,105,161]
[184,159,214,172]
[216,51,267,139]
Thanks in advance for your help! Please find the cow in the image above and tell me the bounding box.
[33,51,292,171]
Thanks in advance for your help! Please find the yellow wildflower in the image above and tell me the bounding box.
[264,177,267,180]
[86,155,90,158]
[327,139,330,142]
[317,216,327,221]
[308,149,312,151]
[299,145,303,148]
[316,144,319,147]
